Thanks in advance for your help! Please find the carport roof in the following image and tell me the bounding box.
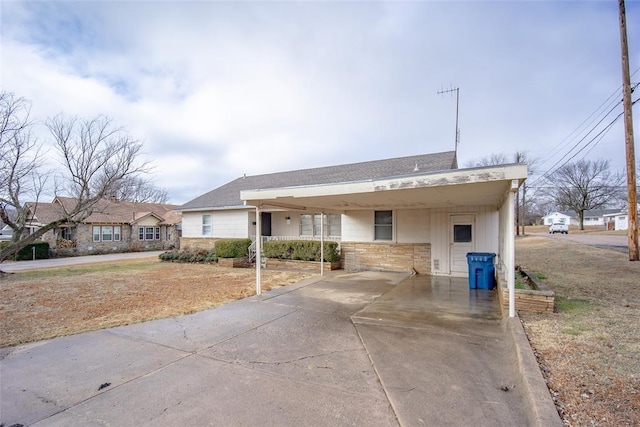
[241,163,528,211]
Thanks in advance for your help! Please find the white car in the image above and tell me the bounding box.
[549,223,569,234]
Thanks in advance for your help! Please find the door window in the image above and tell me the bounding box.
[453,224,472,242]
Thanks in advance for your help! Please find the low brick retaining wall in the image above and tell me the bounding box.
[218,257,251,268]
[265,259,341,272]
[498,269,555,314]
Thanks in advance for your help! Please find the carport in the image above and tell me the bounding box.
[241,163,527,317]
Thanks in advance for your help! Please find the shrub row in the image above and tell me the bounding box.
[263,240,339,262]
[215,238,252,258]
[6,241,50,261]
[159,248,217,263]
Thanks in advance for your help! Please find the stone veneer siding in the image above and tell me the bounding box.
[180,237,218,251]
[340,242,431,274]
[47,224,180,256]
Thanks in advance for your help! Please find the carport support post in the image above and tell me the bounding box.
[320,211,324,276]
[256,206,262,296]
[507,185,516,317]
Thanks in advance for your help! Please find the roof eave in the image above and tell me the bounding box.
[241,164,528,202]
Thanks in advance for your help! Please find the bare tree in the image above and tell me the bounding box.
[103,175,168,203]
[548,159,625,230]
[0,93,46,248]
[0,95,150,263]
[464,152,508,168]
[466,151,536,234]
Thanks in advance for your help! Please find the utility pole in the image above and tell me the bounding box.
[438,86,460,154]
[618,0,639,261]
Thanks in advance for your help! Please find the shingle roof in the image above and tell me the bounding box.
[30,197,181,225]
[180,151,458,210]
[558,209,621,218]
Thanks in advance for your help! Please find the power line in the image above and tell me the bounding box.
[530,91,639,188]
[531,66,640,182]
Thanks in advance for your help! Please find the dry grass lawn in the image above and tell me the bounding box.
[516,236,640,426]
[0,258,313,347]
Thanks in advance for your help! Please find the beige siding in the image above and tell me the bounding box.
[397,209,430,243]
[182,211,205,237]
[270,211,301,237]
[430,206,498,276]
[342,211,373,242]
[136,217,160,227]
[343,209,430,243]
[182,210,250,238]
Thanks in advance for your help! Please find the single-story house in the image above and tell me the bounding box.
[26,197,182,255]
[543,209,620,227]
[604,204,640,231]
[180,151,527,317]
[0,222,13,240]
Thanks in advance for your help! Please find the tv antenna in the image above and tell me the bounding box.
[437,85,460,153]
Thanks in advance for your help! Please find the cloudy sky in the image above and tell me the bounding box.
[1,1,638,204]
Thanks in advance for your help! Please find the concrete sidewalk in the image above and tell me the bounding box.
[0,271,561,426]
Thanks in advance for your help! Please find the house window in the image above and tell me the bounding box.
[61,227,73,241]
[300,214,313,236]
[202,214,212,236]
[138,226,160,240]
[102,226,113,242]
[374,210,393,241]
[299,214,342,237]
[92,225,122,242]
[326,214,341,237]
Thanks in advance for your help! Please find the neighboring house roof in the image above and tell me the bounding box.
[29,197,181,226]
[181,151,458,211]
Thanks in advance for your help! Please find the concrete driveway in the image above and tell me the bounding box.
[0,271,560,426]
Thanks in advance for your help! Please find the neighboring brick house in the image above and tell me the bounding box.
[27,197,181,255]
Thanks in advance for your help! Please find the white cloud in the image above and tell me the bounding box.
[1,1,638,204]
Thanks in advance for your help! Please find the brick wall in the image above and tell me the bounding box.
[341,242,431,274]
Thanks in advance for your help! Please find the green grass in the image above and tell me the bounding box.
[555,296,597,313]
[515,270,530,290]
[535,272,547,280]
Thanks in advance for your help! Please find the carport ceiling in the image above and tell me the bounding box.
[241,164,527,212]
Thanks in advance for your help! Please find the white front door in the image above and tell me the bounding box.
[450,214,475,276]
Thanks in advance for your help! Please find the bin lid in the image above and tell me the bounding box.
[466,252,496,262]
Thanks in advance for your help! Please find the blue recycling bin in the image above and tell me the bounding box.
[466,252,496,290]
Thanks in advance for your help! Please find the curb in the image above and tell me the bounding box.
[507,316,563,427]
